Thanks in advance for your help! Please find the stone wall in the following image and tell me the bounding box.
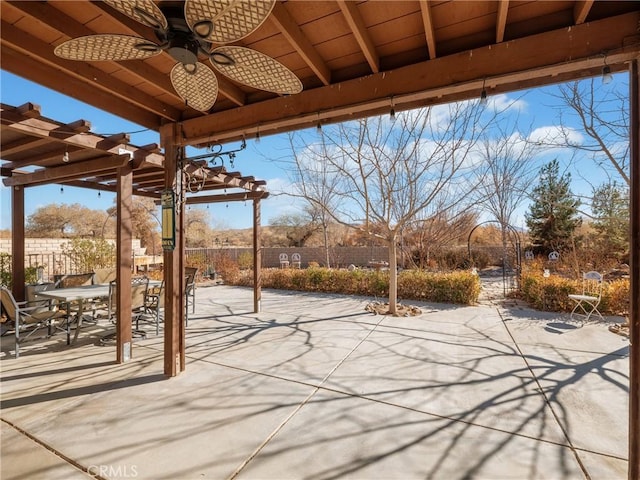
[186,246,389,269]
[0,238,143,255]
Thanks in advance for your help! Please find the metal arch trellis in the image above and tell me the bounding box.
[467,221,522,297]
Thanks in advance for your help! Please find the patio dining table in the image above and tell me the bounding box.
[36,281,162,344]
[37,284,110,344]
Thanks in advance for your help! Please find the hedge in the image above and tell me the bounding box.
[518,272,630,316]
[233,268,480,305]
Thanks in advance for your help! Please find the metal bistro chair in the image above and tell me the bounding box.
[142,280,164,335]
[98,276,150,342]
[1,286,68,358]
[568,271,604,322]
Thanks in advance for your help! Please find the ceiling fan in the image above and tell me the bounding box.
[54,0,303,112]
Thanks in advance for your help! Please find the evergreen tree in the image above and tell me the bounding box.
[525,159,581,252]
[591,181,629,259]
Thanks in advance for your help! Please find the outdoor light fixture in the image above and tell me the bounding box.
[161,189,176,251]
[602,65,613,84]
[601,53,613,85]
[390,96,396,120]
[62,149,69,162]
[479,79,488,106]
[255,126,261,144]
[316,112,322,132]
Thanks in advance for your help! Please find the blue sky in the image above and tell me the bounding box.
[0,70,304,230]
[0,69,628,231]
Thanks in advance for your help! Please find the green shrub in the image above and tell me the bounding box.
[61,238,116,272]
[237,252,253,270]
[229,267,479,305]
[518,271,630,315]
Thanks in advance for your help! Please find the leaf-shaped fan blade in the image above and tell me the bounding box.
[170,62,219,112]
[185,0,275,43]
[103,0,168,30]
[211,46,302,95]
[54,35,161,61]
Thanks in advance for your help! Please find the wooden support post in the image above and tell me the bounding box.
[178,168,186,373]
[629,59,640,480]
[10,185,25,301]
[161,123,184,377]
[116,163,133,363]
[253,198,262,313]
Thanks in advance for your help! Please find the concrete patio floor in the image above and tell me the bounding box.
[0,285,630,479]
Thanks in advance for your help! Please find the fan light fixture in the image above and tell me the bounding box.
[54,0,303,113]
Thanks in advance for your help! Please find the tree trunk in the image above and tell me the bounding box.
[388,236,398,315]
[323,222,330,268]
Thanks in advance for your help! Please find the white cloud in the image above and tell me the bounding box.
[529,125,583,146]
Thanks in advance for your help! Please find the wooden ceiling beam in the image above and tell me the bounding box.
[59,179,160,198]
[1,102,165,169]
[3,154,132,187]
[179,11,640,146]
[9,1,184,104]
[0,21,180,121]
[186,191,269,204]
[574,0,595,24]
[216,76,247,107]
[419,1,436,59]
[337,0,379,73]
[496,1,509,43]
[2,145,85,169]
[0,136,52,157]
[0,45,162,129]
[270,2,331,85]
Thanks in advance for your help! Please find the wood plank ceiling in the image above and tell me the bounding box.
[2,1,639,149]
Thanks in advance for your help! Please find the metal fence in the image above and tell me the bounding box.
[1,251,116,286]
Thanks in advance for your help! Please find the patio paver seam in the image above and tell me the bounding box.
[1,417,97,479]
[227,307,388,480]
[494,305,593,479]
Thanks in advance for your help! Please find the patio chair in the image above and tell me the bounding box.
[25,282,57,306]
[141,280,164,335]
[93,268,117,285]
[568,271,604,322]
[1,286,68,358]
[98,276,150,341]
[54,272,95,288]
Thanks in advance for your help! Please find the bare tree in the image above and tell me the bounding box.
[546,79,629,186]
[288,102,487,314]
[474,119,539,266]
[285,133,342,266]
[26,203,107,238]
[270,211,321,247]
[405,209,478,269]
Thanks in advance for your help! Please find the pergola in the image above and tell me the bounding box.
[0,2,639,476]
[0,100,268,363]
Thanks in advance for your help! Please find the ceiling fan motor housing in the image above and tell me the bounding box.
[167,32,200,65]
